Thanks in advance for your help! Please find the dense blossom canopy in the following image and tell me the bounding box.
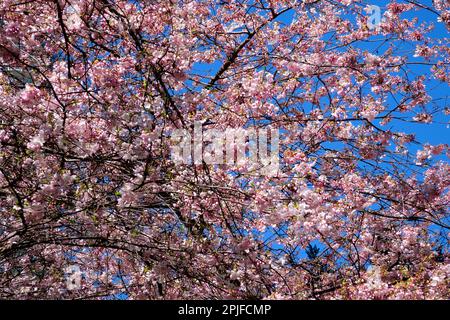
[0,0,449,299]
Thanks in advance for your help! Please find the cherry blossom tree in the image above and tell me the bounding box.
[0,0,449,299]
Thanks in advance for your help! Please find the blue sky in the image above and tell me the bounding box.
[191,0,448,149]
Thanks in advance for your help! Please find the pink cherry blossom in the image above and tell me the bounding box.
[0,0,448,300]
